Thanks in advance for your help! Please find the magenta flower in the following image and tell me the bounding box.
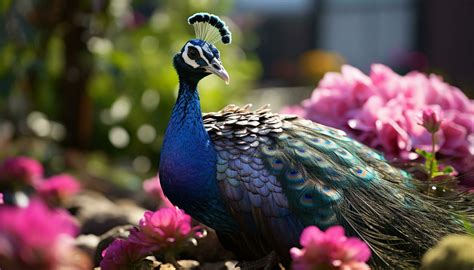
[0,156,44,188]
[0,193,3,204]
[283,64,474,186]
[100,239,151,270]
[290,226,371,270]
[128,207,204,251]
[0,199,79,270]
[143,176,174,208]
[420,108,441,133]
[37,174,81,206]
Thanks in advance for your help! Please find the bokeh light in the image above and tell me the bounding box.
[108,127,130,148]
[137,124,156,144]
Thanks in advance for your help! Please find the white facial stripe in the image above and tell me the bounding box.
[182,44,199,68]
[182,43,211,68]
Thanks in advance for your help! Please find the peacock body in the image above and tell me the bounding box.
[159,13,473,269]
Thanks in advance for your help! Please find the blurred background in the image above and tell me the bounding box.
[0,0,473,194]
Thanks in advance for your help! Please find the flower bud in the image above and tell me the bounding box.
[421,108,441,133]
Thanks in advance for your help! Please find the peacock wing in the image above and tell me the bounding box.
[204,104,305,261]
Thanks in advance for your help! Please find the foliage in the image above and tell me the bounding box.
[415,149,456,180]
[0,0,261,178]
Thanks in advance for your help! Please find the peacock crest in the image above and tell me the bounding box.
[188,12,232,45]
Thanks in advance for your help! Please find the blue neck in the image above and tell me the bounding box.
[160,78,237,232]
[160,80,214,195]
[159,78,238,232]
[167,80,209,145]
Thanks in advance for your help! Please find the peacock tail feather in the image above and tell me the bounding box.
[203,104,474,269]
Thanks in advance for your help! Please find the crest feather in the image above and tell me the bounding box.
[188,12,232,45]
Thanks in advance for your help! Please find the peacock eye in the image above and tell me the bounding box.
[187,46,199,60]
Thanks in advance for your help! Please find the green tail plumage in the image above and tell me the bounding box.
[266,118,473,269]
[203,104,474,269]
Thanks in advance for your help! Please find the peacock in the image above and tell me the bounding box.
[159,13,474,269]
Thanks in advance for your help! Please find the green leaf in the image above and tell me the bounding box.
[431,159,439,173]
[442,166,455,174]
[0,0,12,14]
[462,216,474,236]
[415,149,432,159]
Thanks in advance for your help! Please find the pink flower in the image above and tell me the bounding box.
[100,239,150,270]
[128,208,203,251]
[143,176,174,208]
[0,193,3,204]
[37,174,81,206]
[0,199,79,270]
[0,156,44,188]
[420,108,441,133]
[284,64,474,186]
[290,226,371,270]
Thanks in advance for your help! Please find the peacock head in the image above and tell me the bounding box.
[174,13,232,85]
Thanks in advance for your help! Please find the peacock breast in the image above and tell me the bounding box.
[159,131,238,233]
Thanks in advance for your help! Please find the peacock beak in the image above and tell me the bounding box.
[204,58,230,85]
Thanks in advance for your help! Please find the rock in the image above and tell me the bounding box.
[75,234,101,259]
[61,247,94,270]
[70,191,145,235]
[421,234,474,270]
[201,261,240,270]
[157,260,239,270]
[94,224,134,266]
[183,225,235,262]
